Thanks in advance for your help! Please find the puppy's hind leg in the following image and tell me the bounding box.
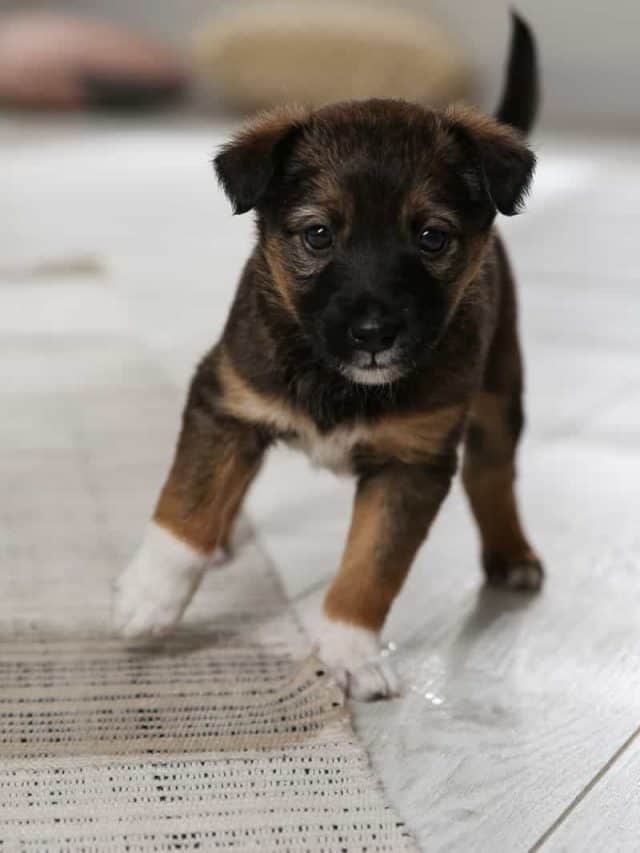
[114,362,268,639]
[463,388,543,591]
[463,244,543,591]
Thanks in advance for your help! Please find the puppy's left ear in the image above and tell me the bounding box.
[214,105,308,215]
[446,106,536,217]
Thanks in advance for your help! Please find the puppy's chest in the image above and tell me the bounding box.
[220,358,464,470]
[220,368,364,473]
[285,423,365,475]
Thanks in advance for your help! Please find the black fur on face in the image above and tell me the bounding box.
[215,99,535,388]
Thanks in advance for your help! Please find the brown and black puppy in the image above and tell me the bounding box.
[115,14,543,700]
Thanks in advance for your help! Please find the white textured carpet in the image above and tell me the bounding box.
[0,337,415,852]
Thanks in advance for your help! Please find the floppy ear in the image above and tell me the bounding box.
[213,105,308,215]
[446,106,536,216]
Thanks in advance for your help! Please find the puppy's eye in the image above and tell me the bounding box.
[419,228,448,254]
[304,224,333,252]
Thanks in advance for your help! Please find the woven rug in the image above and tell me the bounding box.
[0,337,415,852]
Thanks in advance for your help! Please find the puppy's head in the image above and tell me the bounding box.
[215,100,534,386]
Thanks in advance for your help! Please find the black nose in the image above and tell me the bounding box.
[349,317,401,354]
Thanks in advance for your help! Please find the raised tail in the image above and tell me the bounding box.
[495,12,539,135]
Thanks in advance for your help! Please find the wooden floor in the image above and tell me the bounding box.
[2,117,639,851]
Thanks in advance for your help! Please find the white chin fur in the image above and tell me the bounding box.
[113,522,208,639]
[340,363,405,386]
[313,614,400,701]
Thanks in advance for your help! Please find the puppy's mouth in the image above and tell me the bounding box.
[338,350,407,386]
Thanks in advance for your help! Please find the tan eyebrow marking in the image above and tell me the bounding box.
[286,206,330,230]
[403,185,461,232]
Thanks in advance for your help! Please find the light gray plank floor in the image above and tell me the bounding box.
[541,731,640,852]
[2,117,639,851]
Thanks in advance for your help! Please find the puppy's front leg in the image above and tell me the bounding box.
[114,364,267,638]
[317,455,456,700]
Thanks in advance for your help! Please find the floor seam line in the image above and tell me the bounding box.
[528,723,640,852]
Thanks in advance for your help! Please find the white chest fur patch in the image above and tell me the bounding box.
[288,424,365,475]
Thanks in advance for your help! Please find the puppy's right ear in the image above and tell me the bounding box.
[214,106,308,215]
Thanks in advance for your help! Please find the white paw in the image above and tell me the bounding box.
[313,616,400,701]
[113,523,207,639]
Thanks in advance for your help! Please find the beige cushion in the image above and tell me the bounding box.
[193,1,468,112]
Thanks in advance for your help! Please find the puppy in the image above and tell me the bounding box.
[115,14,543,700]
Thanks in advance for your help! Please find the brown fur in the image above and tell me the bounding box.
[325,455,456,630]
[153,356,269,553]
[154,446,262,555]
[263,239,300,319]
[362,405,465,467]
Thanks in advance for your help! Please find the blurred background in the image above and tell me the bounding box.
[1,0,639,125]
[2,0,639,425]
[2,3,640,849]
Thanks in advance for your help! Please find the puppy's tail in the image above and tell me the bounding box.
[495,11,539,135]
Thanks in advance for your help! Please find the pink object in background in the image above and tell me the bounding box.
[0,13,187,109]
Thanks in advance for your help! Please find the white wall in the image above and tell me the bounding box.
[419,0,640,130]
